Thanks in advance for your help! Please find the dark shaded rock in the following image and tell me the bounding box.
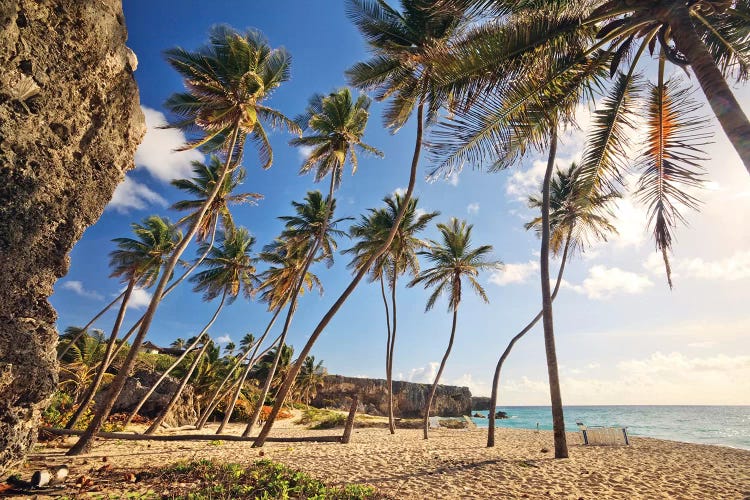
[473,412,486,418]
[0,0,144,472]
[97,370,197,427]
[495,410,509,419]
[471,396,492,411]
[311,375,472,418]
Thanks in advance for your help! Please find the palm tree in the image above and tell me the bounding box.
[171,338,186,350]
[240,195,343,438]
[58,328,108,405]
[145,227,258,434]
[194,332,257,429]
[56,293,126,361]
[65,216,181,429]
[68,26,297,455]
[224,342,236,357]
[345,194,438,433]
[172,155,262,241]
[486,163,618,446]
[295,356,327,406]
[409,218,499,439]
[253,0,471,447]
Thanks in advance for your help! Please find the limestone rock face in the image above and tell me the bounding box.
[471,396,492,411]
[0,1,144,472]
[311,375,472,418]
[97,370,197,427]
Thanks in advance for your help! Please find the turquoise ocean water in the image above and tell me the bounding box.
[470,406,750,450]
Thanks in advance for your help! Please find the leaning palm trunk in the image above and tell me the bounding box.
[145,336,212,435]
[540,128,568,459]
[379,275,394,434]
[200,334,281,430]
[57,291,126,361]
[95,222,220,376]
[487,232,571,447]
[215,308,283,434]
[668,5,750,173]
[254,104,426,447]
[64,279,136,429]
[241,230,328,437]
[386,271,398,434]
[122,320,215,428]
[422,305,458,440]
[67,128,241,456]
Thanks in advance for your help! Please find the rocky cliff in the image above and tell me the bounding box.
[311,375,472,418]
[471,397,492,411]
[97,370,197,427]
[0,1,144,472]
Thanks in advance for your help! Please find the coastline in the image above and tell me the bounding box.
[30,414,750,499]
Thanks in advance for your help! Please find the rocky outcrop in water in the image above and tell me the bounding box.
[311,375,472,418]
[0,1,144,472]
[471,396,492,411]
[98,370,197,427]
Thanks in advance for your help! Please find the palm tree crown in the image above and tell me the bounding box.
[410,218,500,311]
[171,156,262,241]
[257,241,324,313]
[164,25,301,164]
[525,162,619,255]
[190,227,259,302]
[345,0,472,129]
[291,87,383,188]
[109,216,182,287]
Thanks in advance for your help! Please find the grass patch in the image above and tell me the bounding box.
[160,459,383,499]
[296,408,347,429]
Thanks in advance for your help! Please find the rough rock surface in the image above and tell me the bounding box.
[97,370,197,427]
[471,396,492,411]
[311,375,472,418]
[0,1,144,472]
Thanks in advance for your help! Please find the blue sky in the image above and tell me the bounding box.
[51,2,750,404]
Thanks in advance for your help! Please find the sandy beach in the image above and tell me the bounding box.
[26,413,750,499]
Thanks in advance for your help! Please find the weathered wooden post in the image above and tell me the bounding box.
[341,395,359,444]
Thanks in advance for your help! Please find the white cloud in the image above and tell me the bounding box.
[215,334,232,344]
[466,202,480,215]
[645,250,750,282]
[61,280,103,300]
[489,260,539,286]
[452,373,491,397]
[499,351,750,405]
[562,265,653,300]
[134,107,203,182]
[108,176,168,213]
[297,145,315,162]
[446,171,459,186]
[393,187,406,197]
[400,362,439,384]
[128,287,153,310]
[506,159,547,201]
[414,207,428,219]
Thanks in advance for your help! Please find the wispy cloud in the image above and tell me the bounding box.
[61,280,103,300]
[645,250,750,282]
[399,362,439,384]
[128,287,153,310]
[297,145,315,162]
[393,187,406,197]
[466,202,480,215]
[561,265,653,300]
[108,176,167,213]
[489,261,539,286]
[215,334,232,344]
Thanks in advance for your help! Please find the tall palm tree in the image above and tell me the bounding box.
[240,195,344,438]
[486,163,618,446]
[248,90,377,438]
[409,218,499,439]
[68,26,298,455]
[65,216,181,429]
[253,0,471,447]
[171,338,186,350]
[345,194,438,433]
[426,4,611,458]
[224,342,236,357]
[145,227,258,434]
